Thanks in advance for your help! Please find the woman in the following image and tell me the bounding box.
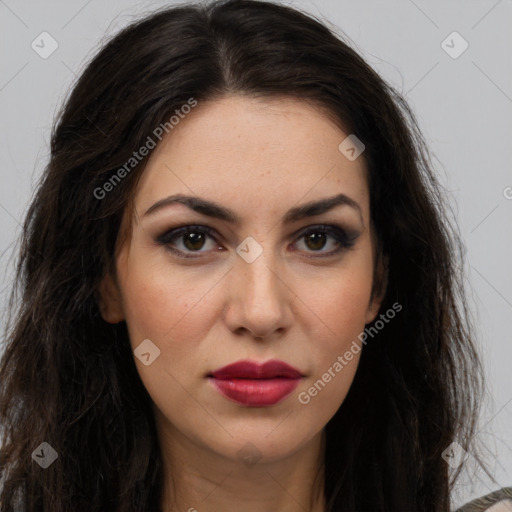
[0,0,509,510]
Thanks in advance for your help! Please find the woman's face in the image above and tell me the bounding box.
[99,94,384,466]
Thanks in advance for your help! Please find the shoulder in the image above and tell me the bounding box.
[454,487,512,512]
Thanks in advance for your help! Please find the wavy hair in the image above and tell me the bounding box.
[0,0,492,510]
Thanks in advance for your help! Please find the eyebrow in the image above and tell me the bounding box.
[143,192,363,224]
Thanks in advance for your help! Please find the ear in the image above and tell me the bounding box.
[97,272,125,324]
[365,253,389,324]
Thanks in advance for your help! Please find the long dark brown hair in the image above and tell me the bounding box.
[0,0,493,510]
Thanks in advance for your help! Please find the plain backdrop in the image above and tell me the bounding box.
[0,0,511,508]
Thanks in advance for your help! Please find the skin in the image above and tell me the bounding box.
[98,95,386,512]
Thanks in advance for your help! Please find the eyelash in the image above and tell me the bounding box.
[155,224,358,259]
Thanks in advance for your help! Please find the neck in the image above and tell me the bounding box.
[158,425,326,512]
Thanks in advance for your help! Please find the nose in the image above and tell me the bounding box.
[223,247,293,341]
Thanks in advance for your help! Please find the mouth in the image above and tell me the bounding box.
[207,359,304,407]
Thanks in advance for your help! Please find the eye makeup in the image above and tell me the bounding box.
[154,223,361,260]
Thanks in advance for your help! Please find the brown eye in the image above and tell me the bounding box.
[182,232,207,251]
[156,225,220,258]
[294,225,357,256]
[303,232,328,251]
[156,223,358,259]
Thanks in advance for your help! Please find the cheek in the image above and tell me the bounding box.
[306,284,367,379]
[117,255,216,416]
[118,254,213,347]
[295,283,368,425]
[294,250,374,413]
[300,252,375,343]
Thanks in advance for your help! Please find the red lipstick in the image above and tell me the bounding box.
[208,359,303,407]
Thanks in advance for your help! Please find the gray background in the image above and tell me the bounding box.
[1,0,511,508]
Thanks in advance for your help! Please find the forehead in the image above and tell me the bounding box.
[133,95,369,221]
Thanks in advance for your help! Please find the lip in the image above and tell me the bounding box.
[208,359,303,407]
